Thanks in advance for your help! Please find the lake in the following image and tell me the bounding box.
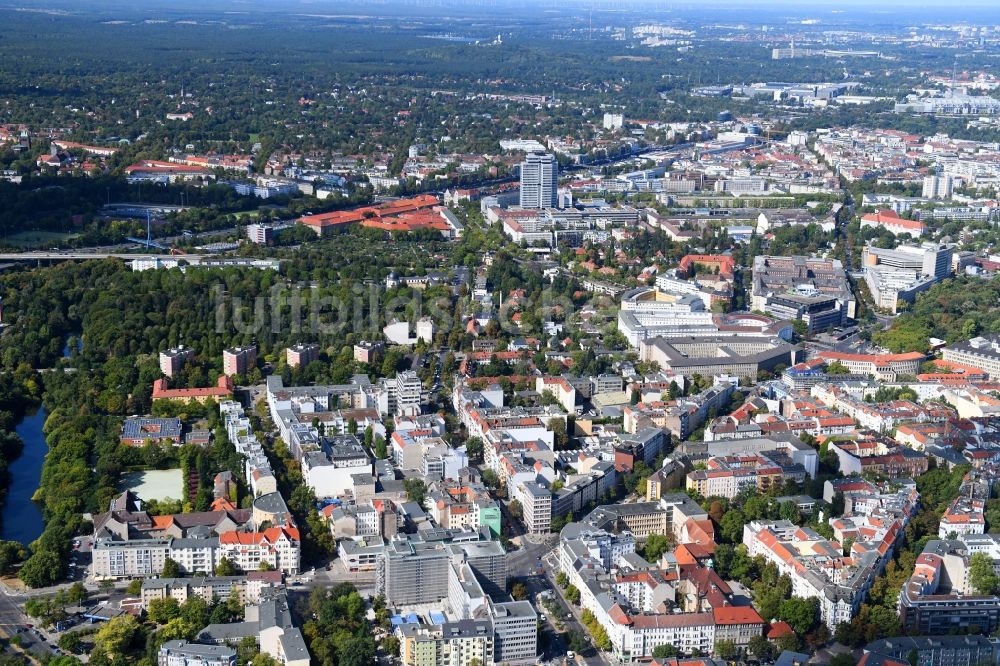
[1,407,47,545]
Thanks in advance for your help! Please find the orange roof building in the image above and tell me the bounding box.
[860,210,926,237]
[298,194,441,236]
[152,375,233,404]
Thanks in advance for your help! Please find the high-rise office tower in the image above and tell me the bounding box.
[518,152,558,209]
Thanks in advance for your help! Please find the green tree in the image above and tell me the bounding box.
[58,631,82,654]
[465,436,484,463]
[508,499,523,520]
[94,614,139,658]
[719,508,746,544]
[748,635,774,661]
[404,479,427,505]
[652,644,679,658]
[643,533,670,562]
[215,556,239,576]
[18,550,63,588]
[0,540,27,574]
[780,500,800,523]
[714,639,738,659]
[66,582,88,605]
[147,597,182,625]
[161,557,181,578]
[969,552,999,595]
[778,597,819,635]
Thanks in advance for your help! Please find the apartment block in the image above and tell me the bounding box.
[159,346,194,378]
[899,534,1000,635]
[158,641,236,666]
[398,619,494,666]
[286,343,319,368]
[223,345,257,377]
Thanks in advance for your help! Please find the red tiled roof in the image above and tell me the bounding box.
[299,194,439,229]
[152,375,233,400]
[713,605,765,626]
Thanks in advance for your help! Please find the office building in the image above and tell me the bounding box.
[223,346,257,377]
[490,601,538,663]
[639,335,798,381]
[751,255,856,332]
[862,243,953,314]
[518,153,558,209]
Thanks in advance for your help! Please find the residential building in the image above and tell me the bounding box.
[686,452,807,499]
[223,346,257,377]
[938,497,986,538]
[286,343,319,368]
[217,527,301,575]
[865,636,996,666]
[301,434,372,499]
[141,572,282,609]
[899,534,1000,635]
[158,641,236,666]
[398,619,494,666]
[745,519,903,629]
[922,175,955,199]
[197,589,310,666]
[159,346,194,378]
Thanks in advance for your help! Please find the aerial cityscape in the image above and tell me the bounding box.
[2,1,1000,665]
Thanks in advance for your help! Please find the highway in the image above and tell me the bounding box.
[0,252,213,262]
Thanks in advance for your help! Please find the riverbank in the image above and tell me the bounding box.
[0,408,47,545]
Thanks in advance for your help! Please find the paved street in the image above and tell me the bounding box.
[0,586,58,659]
[503,534,616,666]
